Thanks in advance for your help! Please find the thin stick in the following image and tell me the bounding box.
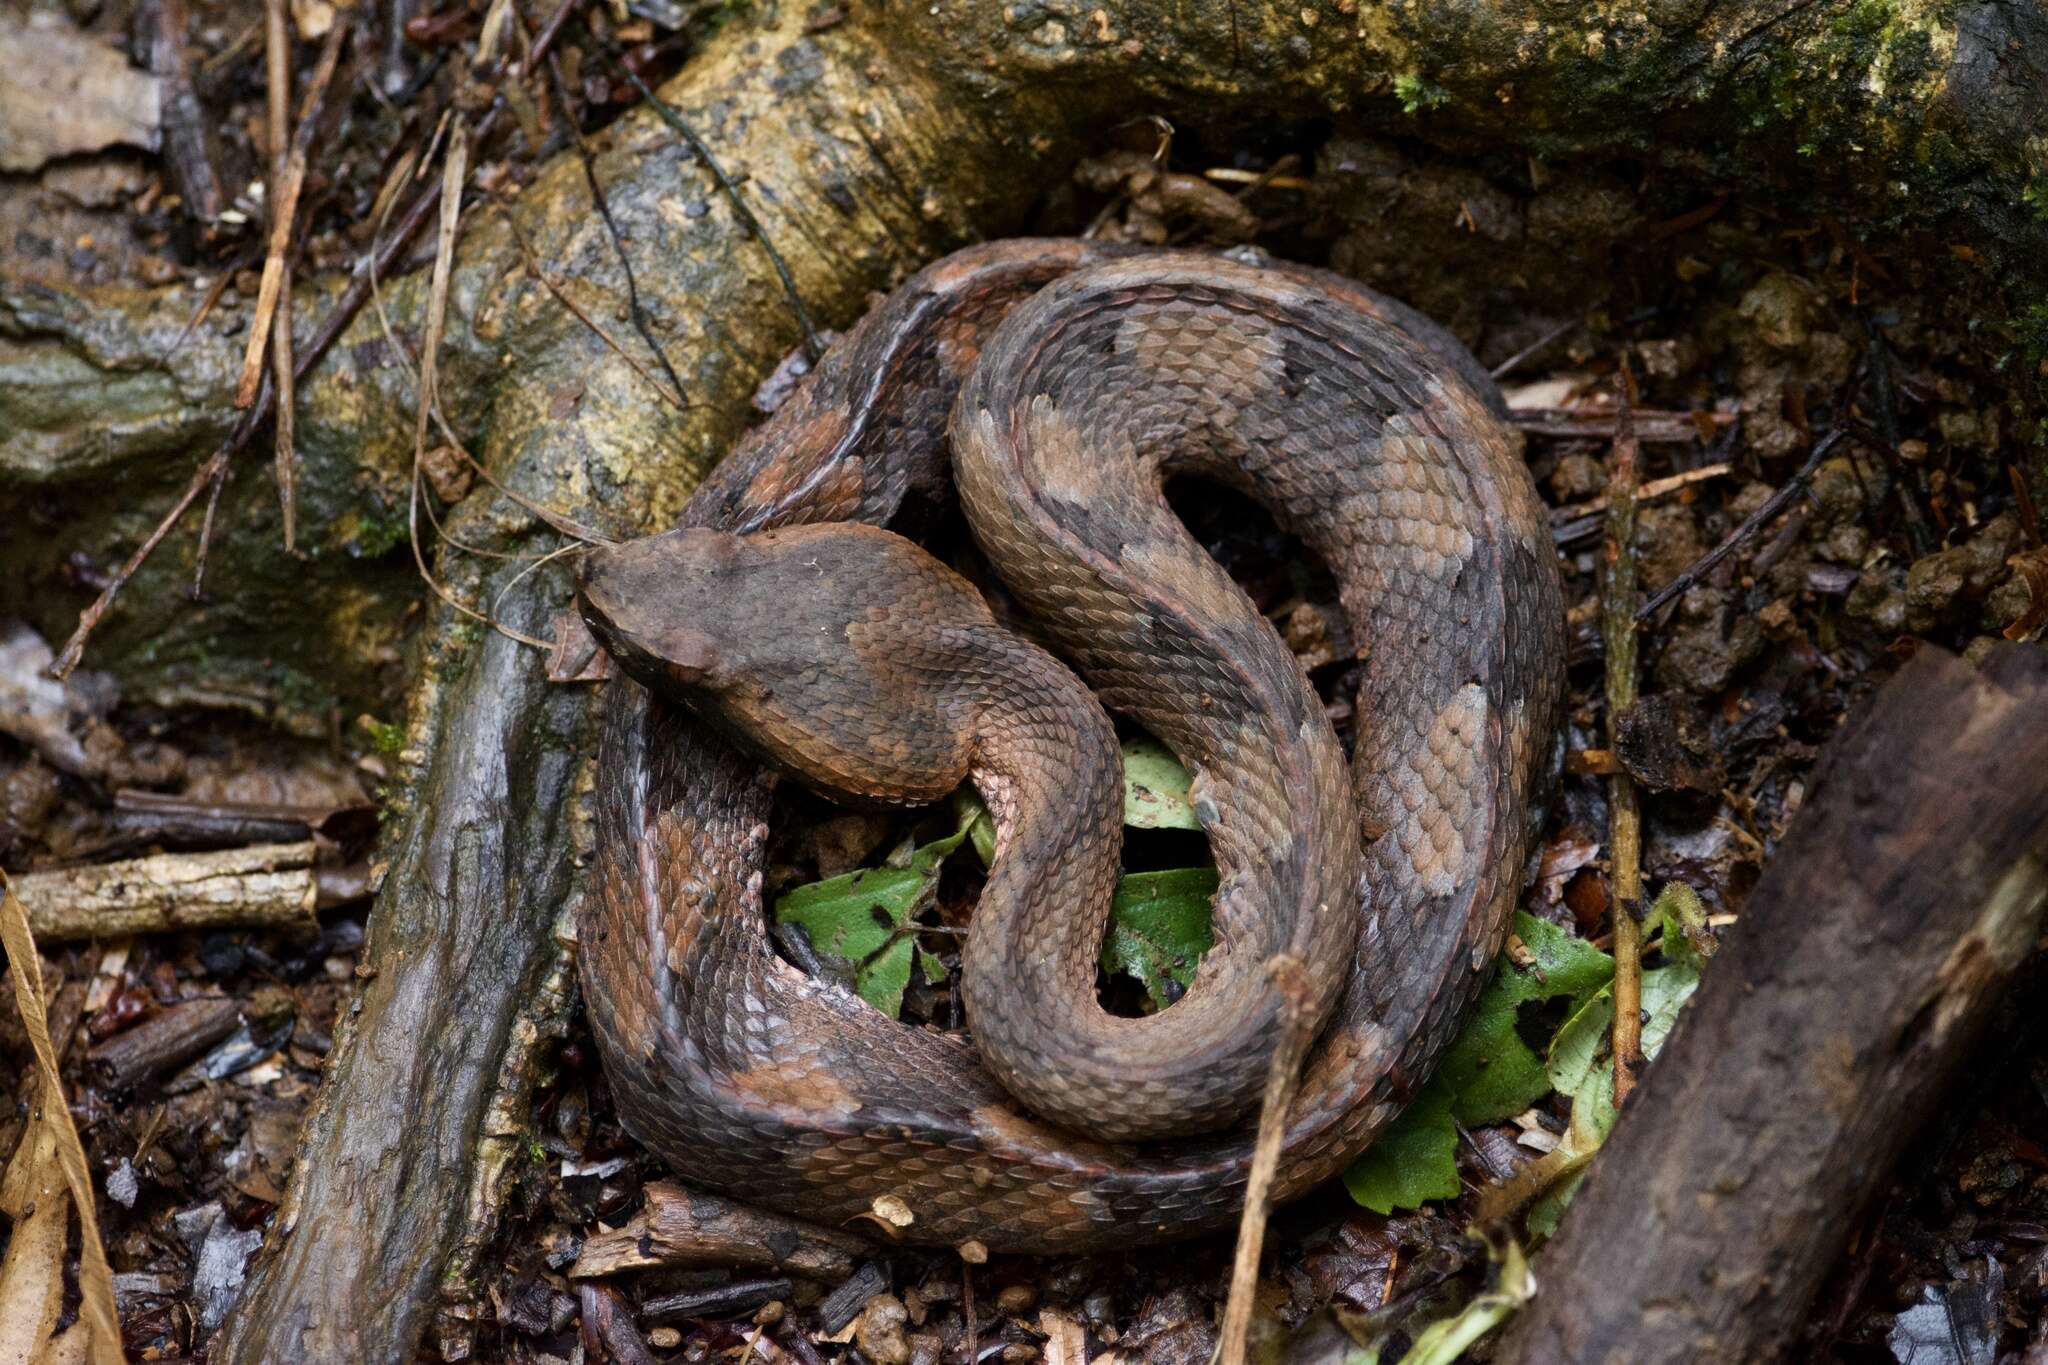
[1491,315,1581,380]
[157,258,253,366]
[616,59,824,362]
[1636,430,1844,621]
[367,200,614,549]
[1602,363,1644,1105]
[264,0,289,173]
[1551,462,1732,524]
[273,262,298,550]
[407,126,550,650]
[51,431,237,678]
[504,212,686,411]
[235,20,347,408]
[1215,953,1316,1365]
[193,429,237,596]
[547,54,692,410]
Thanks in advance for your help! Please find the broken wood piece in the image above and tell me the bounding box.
[87,996,242,1088]
[578,1282,660,1365]
[640,1277,792,1324]
[1494,643,2048,1365]
[816,1261,892,1336]
[10,841,319,942]
[1512,407,1727,445]
[110,789,363,846]
[570,1182,873,1282]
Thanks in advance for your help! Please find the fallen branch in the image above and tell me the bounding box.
[1512,407,1726,445]
[571,1182,873,1281]
[8,841,319,942]
[1494,643,2048,1364]
[87,996,243,1089]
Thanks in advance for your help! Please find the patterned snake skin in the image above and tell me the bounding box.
[574,242,1565,1253]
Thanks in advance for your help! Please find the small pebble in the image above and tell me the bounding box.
[996,1284,1037,1315]
[106,1158,139,1208]
[648,1326,681,1348]
[855,1293,911,1365]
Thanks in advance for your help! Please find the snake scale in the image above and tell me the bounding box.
[575,240,1564,1253]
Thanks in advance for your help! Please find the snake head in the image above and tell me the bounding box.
[577,527,737,698]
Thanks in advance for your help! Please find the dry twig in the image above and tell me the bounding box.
[1602,366,1644,1104]
[403,127,548,649]
[1215,954,1317,1365]
[547,55,692,410]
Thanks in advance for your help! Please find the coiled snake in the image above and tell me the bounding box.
[576,241,1564,1253]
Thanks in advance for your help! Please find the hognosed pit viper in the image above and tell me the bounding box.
[575,240,1565,1253]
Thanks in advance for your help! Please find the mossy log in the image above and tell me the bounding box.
[0,2,2042,1360]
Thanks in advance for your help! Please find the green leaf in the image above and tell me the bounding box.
[1528,883,1710,1232]
[773,822,970,1017]
[1341,1079,1459,1214]
[1343,913,1612,1217]
[1434,912,1614,1126]
[1099,867,1219,1010]
[1121,737,1201,830]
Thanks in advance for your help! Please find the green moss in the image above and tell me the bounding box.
[2015,303,2048,365]
[1394,72,1449,115]
[361,717,408,755]
[336,506,412,560]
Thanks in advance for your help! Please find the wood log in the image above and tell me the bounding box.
[1495,643,2048,1365]
[11,842,319,942]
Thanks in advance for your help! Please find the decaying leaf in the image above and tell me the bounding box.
[0,872,126,1364]
[1431,912,1614,1126]
[1346,888,1713,1221]
[1341,1081,1459,1215]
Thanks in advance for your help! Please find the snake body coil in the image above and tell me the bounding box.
[577,241,1564,1253]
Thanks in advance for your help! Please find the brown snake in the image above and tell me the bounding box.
[575,241,1564,1253]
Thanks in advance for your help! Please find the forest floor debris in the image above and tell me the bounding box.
[1,6,2045,1362]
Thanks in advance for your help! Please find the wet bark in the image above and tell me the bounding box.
[1495,643,2048,1365]
[0,3,2040,1361]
